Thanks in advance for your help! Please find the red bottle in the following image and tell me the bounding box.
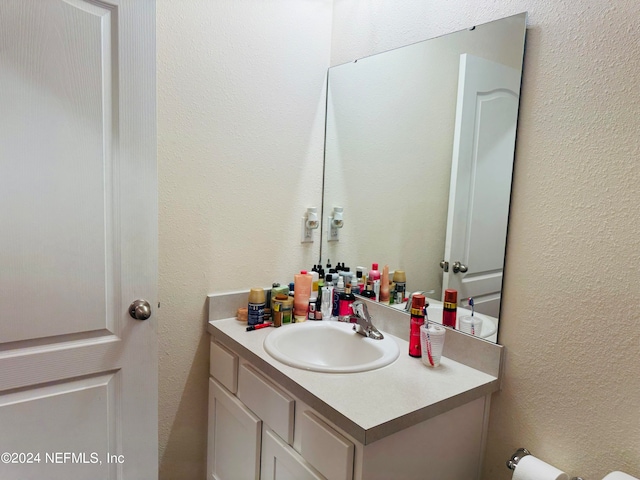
[443,289,457,328]
[409,294,426,357]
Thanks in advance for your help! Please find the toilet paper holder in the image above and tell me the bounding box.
[507,448,584,480]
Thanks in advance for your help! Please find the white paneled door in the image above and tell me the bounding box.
[443,54,520,319]
[0,1,157,479]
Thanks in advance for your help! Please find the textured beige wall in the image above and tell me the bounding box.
[157,1,332,478]
[332,1,640,479]
[156,0,640,478]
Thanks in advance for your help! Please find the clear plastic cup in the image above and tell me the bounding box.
[420,323,446,367]
[459,315,483,336]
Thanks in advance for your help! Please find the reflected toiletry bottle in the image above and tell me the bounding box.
[379,265,390,304]
[338,284,356,321]
[355,269,365,294]
[248,288,266,326]
[360,283,376,299]
[443,289,457,328]
[393,270,406,304]
[294,271,312,322]
[332,276,344,319]
[409,294,426,357]
[369,263,381,301]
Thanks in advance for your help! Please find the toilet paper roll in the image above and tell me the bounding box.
[512,455,569,480]
[602,472,639,480]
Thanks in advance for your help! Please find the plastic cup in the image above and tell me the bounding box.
[459,315,483,336]
[420,323,446,367]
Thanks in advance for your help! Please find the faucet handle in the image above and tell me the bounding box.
[351,300,369,320]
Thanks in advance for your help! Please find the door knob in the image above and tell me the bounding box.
[452,261,468,274]
[439,260,449,272]
[129,299,151,320]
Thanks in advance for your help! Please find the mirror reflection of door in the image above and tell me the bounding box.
[443,54,521,319]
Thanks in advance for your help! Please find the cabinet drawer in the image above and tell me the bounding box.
[261,427,324,480]
[209,340,238,394]
[237,363,295,444]
[300,411,354,480]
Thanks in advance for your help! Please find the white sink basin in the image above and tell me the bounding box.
[263,321,400,373]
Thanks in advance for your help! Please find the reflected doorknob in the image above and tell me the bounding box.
[129,299,151,320]
[439,260,449,272]
[452,261,468,274]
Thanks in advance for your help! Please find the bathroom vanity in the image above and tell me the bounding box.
[206,292,503,480]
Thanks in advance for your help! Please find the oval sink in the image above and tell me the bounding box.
[263,321,400,373]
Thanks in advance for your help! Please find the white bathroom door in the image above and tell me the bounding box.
[442,54,520,318]
[0,1,157,479]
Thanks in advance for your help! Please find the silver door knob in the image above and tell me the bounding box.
[439,260,449,272]
[129,299,151,320]
[452,261,468,274]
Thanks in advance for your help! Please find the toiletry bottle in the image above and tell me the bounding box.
[443,289,457,328]
[294,271,312,322]
[332,276,344,318]
[379,265,390,304]
[273,294,289,327]
[321,274,334,320]
[248,288,266,326]
[307,300,316,321]
[281,295,293,325]
[409,294,426,357]
[393,270,406,304]
[338,283,356,321]
[309,269,319,303]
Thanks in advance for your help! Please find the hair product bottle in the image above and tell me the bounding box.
[443,289,457,328]
[409,294,426,357]
[248,288,266,326]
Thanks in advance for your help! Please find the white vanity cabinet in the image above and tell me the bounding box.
[207,334,492,480]
[208,340,347,480]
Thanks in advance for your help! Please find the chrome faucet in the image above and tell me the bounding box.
[349,301,384,340]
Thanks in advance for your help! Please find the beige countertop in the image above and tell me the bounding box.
[208,314,500,445]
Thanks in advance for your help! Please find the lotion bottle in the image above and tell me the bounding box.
[294,271,312,322]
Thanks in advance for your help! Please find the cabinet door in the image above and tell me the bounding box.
[262,427,325,480]
[208,378,261,480]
